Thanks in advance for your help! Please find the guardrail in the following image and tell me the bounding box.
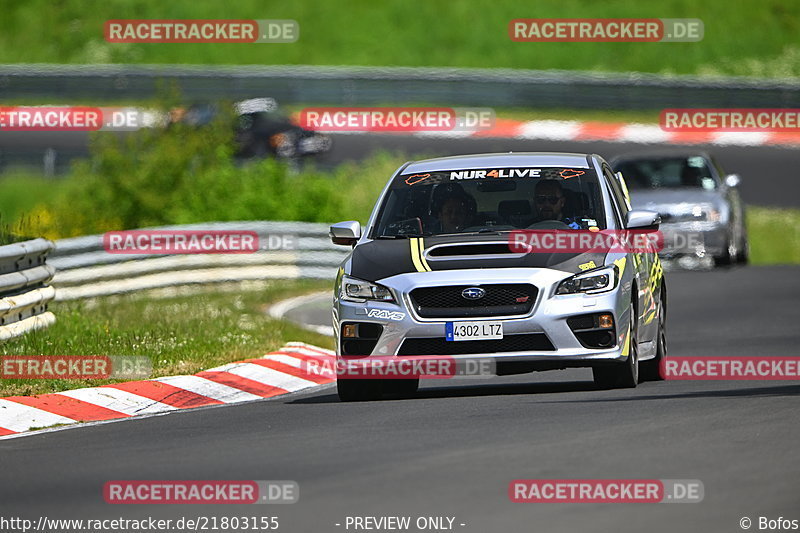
[2,64,799,109]
[49,221,348,300]
[0,238,56,341]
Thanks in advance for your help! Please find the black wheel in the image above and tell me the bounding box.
[593,303,639,389]
[641,289,667,381]
[336,379,383,402]
[383,378,420,397]
[736,232,750,265]
[714,232,736,266]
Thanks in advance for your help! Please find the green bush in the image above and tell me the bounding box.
[17,110,404,239]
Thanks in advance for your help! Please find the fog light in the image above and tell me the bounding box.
[597,330,614,347]
[342,324,358,338]
[598,314,614,329]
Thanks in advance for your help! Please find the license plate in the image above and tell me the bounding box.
[445,321,503,341]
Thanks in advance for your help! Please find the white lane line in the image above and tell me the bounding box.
[155,375,262,403]
[58,387,177,416]
[0,399,77,433]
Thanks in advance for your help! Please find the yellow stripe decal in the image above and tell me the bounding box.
[613,256,627,274]
[409,238,427,272]
[621,323,631,358]
[418,238,432,271]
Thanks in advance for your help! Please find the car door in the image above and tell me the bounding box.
[602,164,659,345]
[711,155,745,247]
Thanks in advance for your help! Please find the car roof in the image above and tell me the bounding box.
[402,152,595,173]
[610,150,713,164]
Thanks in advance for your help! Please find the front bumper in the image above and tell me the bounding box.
[658,221,728,258]
[332,267,632,367]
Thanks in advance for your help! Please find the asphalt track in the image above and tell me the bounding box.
[2,265,799,533]
[1,134,799,532]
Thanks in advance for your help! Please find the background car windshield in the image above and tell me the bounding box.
[615,156,718,190]
[374,167,606,237]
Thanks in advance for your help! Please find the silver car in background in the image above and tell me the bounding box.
[611,152,748,266]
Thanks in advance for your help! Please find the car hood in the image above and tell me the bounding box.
[630,189,723,212]
[348,234,608,282]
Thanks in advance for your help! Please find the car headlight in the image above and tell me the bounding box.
[556,265,618,295]
[340,275,395,303]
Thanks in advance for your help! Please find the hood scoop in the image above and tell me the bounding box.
[426,241,531,260]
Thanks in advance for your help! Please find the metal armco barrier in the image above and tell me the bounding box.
[0,238,56,341]
[2,64,800,109]
[49,221,348,300]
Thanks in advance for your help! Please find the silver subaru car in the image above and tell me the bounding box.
[330,153,667,401]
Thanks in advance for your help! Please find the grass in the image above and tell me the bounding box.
[491,108,661,124]
[0,279,333,397]
[0,172,65,224]
[747,206,800,265]
[0,0,799,78]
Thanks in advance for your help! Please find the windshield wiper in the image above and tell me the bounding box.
[453,229,508,236]
[377,234,428,239]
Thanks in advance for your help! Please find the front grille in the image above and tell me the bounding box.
[397,333,555,355]
[410,284,537,318]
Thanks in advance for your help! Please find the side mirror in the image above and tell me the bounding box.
[626,209,661,230]
[725,174,741,188]
[329,221,361,246]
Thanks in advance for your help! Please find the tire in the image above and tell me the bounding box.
[714,231,736,266]
[383,378,420,397]
[337,379,383,402]
[736,232,750,265]
[641,289,667,381]
[593,302,639,389]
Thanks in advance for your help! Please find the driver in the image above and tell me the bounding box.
[533,180,581,229]
[432,184,476,233]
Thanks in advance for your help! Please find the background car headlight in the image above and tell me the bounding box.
[556,265,618,295]
[340,275,395,303]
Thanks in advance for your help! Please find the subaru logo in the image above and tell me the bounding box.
[461,287,486,300]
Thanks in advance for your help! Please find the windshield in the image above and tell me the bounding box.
[373,166,607,238]
[614,156,718,191]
